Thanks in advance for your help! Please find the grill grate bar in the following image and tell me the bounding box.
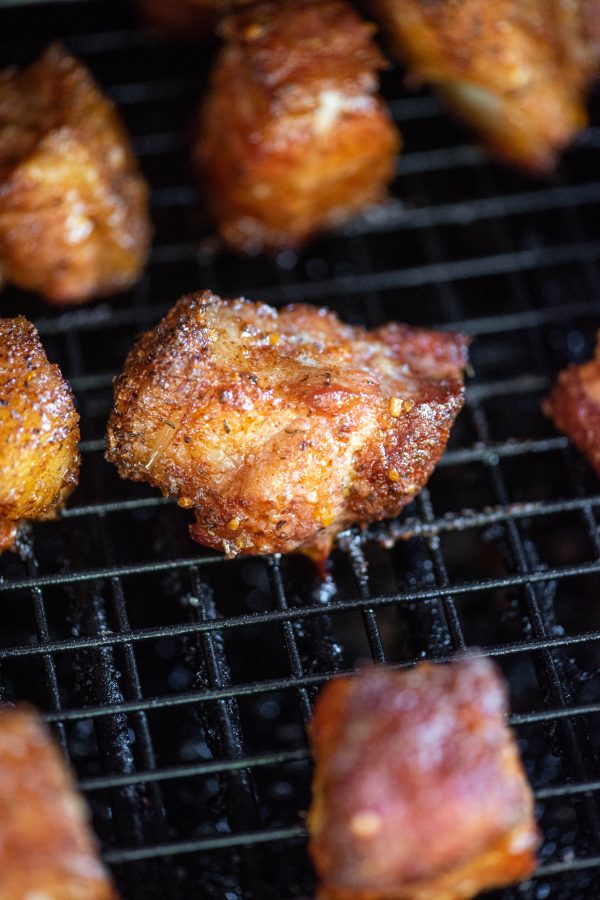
[4,561,600,642]
[101,828,600,880]
[27,269,598,343]
[28,571,68,752]
[256,241,600,303]
[79,748,311,792]
[343,539,387,663]
[30,669,600,726]
[268,558,314,723]
[102,825,308,865]
[3,624,600,676]
[341,182,600,237]
[75,753,600,804]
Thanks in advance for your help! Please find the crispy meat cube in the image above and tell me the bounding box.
[0,707,117,900]
[368,0,600,173]
[543,333,600,474]
[0,44,151,304]
[106,291,467,561]
[0,316,80,553]
[309,659,540,900]
[193,0,401,253]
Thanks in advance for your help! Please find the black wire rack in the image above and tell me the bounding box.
[2,1,600,897]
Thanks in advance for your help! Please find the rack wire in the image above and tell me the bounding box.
[2,1,600,896]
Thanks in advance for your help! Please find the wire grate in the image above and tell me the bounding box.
[2,1,600,897]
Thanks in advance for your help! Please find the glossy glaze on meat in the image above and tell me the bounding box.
[106,291,467,561]
[193,0,401,253]
[0,317,80,553]
[0,44,151,304]
[543,334,600,474]
[369,0,600,173]
[309,659,539,899]
[0,707,118,900]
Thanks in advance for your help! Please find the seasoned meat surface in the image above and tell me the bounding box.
[543,333,600,474]
[106,291,467,560]
[369,0,600,173]
[0,707,118,900]
[193,0,401,253]
[309,660,539,899]
[0,317,79,552]
[0,44,151,304]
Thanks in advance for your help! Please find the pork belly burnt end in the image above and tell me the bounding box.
[193,0,401,253]
[309,659,539,900]
[0,317,79,553]
[0,707,118,900]
[543,333,600,474]
[0,44,151,304]
[369,0,600,173]
[106,291,468,560]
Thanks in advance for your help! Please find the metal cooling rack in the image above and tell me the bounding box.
[2,1,600,897]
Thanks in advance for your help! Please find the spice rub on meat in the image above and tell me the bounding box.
[308,659,540,900]
[0,44,151,304]
[543,332,600,475]
[106,291,468,561]
[0,317,79,553]
[193,0,401,254]
[369,0,600,173]
[0,707,118,900]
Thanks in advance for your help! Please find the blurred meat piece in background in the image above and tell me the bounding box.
[0,44,151,304]
[369,0,600,173]
[193,0,401,253]
[544,331,600,475]
[0,706,118,899]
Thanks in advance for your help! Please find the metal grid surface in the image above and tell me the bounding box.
[2,2,600,897]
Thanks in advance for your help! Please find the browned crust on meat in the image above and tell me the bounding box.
[193,0,401,253]
[0,316,80,552]
[0,706,118,899]
[309,660,540,899]
[543,334,600,474]
[369,0,599,172]
[0,44,151,304]
[106,291,467,561]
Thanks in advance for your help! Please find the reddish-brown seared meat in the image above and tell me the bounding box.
[106,291,467,561]
[368,0,600,173]
[0,44,151,305]
[193,0,401,254]
[543,334,600,474]
[0,707,118,899]
[309,659,540,900]
[0,317,80,553]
